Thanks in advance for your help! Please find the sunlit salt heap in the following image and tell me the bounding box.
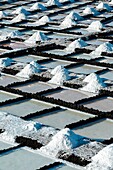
[60,11,78,29]
[81,73,106,93]
[0,111,42,142]
[59,0,68,2]
[0,57,14,67]
[49,65,70,85]
[40,128,88,157]
[0,11,7,19]
[11,13,27,23]
[34,15,50,26]
[16,61,42,78]
[83,7,99,15]
[24,31,48,44]
[91,42,113,56]
[109,0,113,5]
[7,30,22,38]
[86,144,113,170]
[30,2,47,11]
[96,2,112,11]
[65,38,87,53]
[87,21,103,32]
[12,7,30,15]
[46,0,62,7]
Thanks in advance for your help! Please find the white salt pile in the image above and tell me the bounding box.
[109,0,113,5]
[0,57,14,67]
[34,15,50,26]
[40,128,88,157]
[46,0,62,7]
[0,111,42,142]
[96,2,112,11]
[16,61,42,78]
[11,13,27,23]
[30,2,47,11]
[81,73,106,93]
[24,31,48,45]
[87,21,103,32]
[0,11,7,19]
[83,7,99,15]
[86,144,113,170]
[91,42,113,56]
[12,7,30,15]
[60,11,77,29]
[7,30,22,38]
[59,0,68,2]
[65,38,87,53]
[49,65,70,85]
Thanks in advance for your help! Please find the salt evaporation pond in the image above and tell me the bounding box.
[32,109,92,129]
[0,140,13,150]
[14,81,57,93]
[0,148,55,170]
[0,99,53,117]
[74,119,113,140]
[0,74,24,86]
[68,64,103,75]
[13,55,45,63]
[81,96,113,112]
[0,90,20,102]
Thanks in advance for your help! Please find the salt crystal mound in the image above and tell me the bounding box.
[87,21,103,32]
[16,61,42,78]
[24,31,48,45]
[83,73,102,83]
[0,11,7,19]
[46,0,62,7]
[0,57,14,67]
[96,2,112,11]
[86,144,113,170]
[34,15,50,26]
[60,11,77,29]
[12,7,30,15]
[40,128,88,157]
[49,65,70,85]
[7,30,22,38]
[109,0,113,5]
[91,42,113,56]
[30,2,47,11]
[81,73,106,93]
[59,0,68,2]
[0,111,42,143]
[83,7,99,15]
[11,13,27,23]
[65,38,87,53]
[50,65,67,75]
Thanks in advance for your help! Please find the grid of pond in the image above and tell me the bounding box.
[14,81,57,93]
[31,108,93,129]
[13,55,46,63]
[41,59,72,69]
[74,119,113,140]
[43,49,67,56]
[99,70,113,81]
[0,73,24,86]
[0,140,14,150]
[0,90,20,102]
[44,88,94,103]
[81,96,113,112]
[0,99,53,117]
[96,57,113,64]
[0,148,55,170]
[68,64,103,75]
